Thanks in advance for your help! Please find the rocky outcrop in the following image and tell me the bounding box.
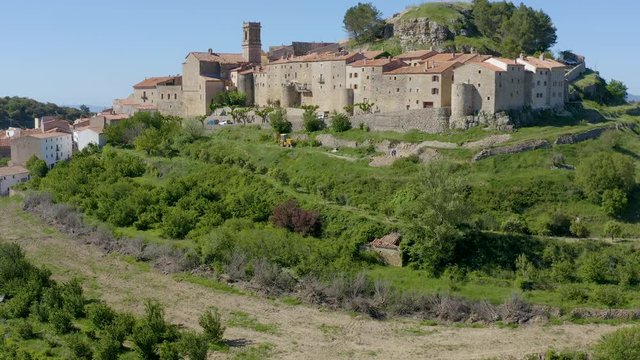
[473,140,550,162]
[394,18,454,51]
[452,112,514,132]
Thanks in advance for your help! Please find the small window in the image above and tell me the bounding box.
[432,75,439,82]
[396,88,400,92]
[354,73,358,78]
[478,70,482,74]
[432,88,439,95]
[349,73,353,78]
[487,97,491,101]
[353,84,358,89]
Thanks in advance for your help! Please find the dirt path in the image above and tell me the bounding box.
[0,199,618,359]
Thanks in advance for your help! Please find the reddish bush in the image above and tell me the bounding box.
[272,199,321,236]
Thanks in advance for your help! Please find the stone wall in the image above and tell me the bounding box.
[472,139,550,161]
[351,108,450,133]
[565,62,587,83]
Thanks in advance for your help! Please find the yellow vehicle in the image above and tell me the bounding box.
[276,133,295,148]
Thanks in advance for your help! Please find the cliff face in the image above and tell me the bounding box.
[393,19,454,51]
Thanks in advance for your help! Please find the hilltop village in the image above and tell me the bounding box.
[113,22,572,131]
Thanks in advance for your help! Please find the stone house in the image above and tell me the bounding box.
[369,232,403,267]
[0,166,30,196]
[516,55,567,109]
[10,132,73,168]
[451,58,527,124]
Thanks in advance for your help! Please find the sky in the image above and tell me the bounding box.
[1,0,638,107]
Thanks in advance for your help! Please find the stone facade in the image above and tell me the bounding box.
[10,132,73,168]
[351,108,450,133]
[516,55,566,109]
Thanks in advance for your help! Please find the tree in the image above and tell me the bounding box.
[575,153,635,204]
[497,4,557,57]
[472,0,515,40]
[604,221,623,241]
[79,105,91,115]
[302,106,324,132]
[209,90,246,113]
[25,155,48,178]
[395,161,472,273]
[269,108,292,134]
[601,188,628,217]
[343,3,385,43]
[255,107,274,124]
[229,107,251,125]
[330,112,351,132]
[606,80,628,105]
[355,100,375,114]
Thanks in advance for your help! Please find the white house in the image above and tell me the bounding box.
[10,132,73,168]
[0,166,30,195]
[75,126,106,151]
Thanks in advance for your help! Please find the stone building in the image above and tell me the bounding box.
[516,55,567,109]
[10,132,73,168]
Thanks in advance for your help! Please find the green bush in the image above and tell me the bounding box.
[93,336,121,360]
[558,284,590,303]
[302,111,324,132]
[603,221,623,240]
[61,278,85,318]
[330,113,351,132]
[601,188,628,217]
[501,215,529,234]
[198,307,225,344]
[67,334,93,360]
[593,285,627,308]
[49,309,74,334]
[87,303,116,330]
[14,320,34,340]
[569,219,590,238]
[179,332,209,360]
[575,152,635,204]
[594,326,640,360]
[269,108,292,134]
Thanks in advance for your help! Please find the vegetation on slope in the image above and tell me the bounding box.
[0,97,92,129]
[16,106,640,318]
[400,2,472,23]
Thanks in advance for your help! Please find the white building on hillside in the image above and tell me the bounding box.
[10,132,73,168]
[0,166,30,195]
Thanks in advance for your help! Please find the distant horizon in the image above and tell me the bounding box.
[1,0,638,105]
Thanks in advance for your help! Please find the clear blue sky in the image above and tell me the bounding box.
[1,0,638,107]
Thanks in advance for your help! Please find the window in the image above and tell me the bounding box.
[394,77,397,80]
[487,97,491,101]
[432,88,439,95]
[478,70,482,74]
[349,73,352,78]
[366,75,370,80]
[544,81,547,86]
[353,84,358,89]
[432,75,439,82]
[161,94,164,99]
[354,73,358,78]
[174,94,177,100]
[537,81,540,86]
[396,88,400,92]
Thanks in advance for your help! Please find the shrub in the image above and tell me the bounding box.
[601,188,628,217]
[269,108,292,134]
[61,278,85,318]
[93,336,121,360]
[569,218,590,238]
[179,332,209,360]
[49,309,74,334]
[105,313,136,344]
[575,152,635,204]
[501,215,529,234]
[603,221,623,240]
[162,207,198,239]
[593,285,627,308]
[87,303,116,330]
[199,307,225,344]
[252,259,296,295]
[15,320,34,340]
[67,334,93,360]
[330,113,351,132]
[558,284,590,303]
[302,111,324,132]
[157,341,180,360]
[594,326,640,360]
[271,199,321,237]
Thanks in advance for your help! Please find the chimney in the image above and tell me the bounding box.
[208,48,213,55]
[539,53,545,60]
[519,53,525,60]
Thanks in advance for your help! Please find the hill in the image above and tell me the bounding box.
[362,1,556,57]
[0,96,91,128]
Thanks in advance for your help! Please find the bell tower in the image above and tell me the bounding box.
[242,22,262,64]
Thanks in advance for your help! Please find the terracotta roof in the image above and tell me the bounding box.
[188,51,246,64]
[519,56,567,69]
[27,132,71,139]
[385,61,460,75]
[396,50,438,60]
[371,233,402,250]
[349,58,396,67]
[239,68,256,75]
[0,138,9,147]
[0,166,28,177]
[477,62,506,72]
[491,57,518,65]
[76,126,104,134]
[362,50,386,59]
[133,76,179,89]
[270,51,364,64]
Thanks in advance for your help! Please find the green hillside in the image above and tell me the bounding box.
[400,2,472,23]
[0,97,91,128]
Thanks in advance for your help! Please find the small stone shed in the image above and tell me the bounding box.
[369,232,403,267]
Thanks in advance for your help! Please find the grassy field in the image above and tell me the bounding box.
[400,2,472,23]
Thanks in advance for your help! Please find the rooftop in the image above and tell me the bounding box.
[133,76,180,89]
[188,51,246,64]
[519,56,567,69]
[385,61,460,75]
[0,166,28,177]
[371,233,402,250]
[28,131,71,139]
[396,50,438,60]
[269,51,364,65]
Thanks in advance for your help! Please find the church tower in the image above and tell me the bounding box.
[242,22,262,64]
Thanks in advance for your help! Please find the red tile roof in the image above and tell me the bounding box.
[133,76,180,89]
[270,51,365,64]
[370,233,402,250]
[188,51,246,64]
[362,50,386,59]
[28,132,71,139]
[349,58,399,67]
[385,61,460,75]
[477,62,507,72]
[519,56,567,69]
[396,50,438,60]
